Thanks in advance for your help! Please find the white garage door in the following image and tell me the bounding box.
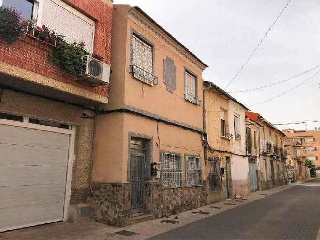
[0,121,71,232]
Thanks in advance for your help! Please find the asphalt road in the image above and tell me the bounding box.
[150,179,320,240]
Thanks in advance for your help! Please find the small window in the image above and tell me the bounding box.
[185,156,202,187]
[130,33,157,85]
[234,115,240,137]
[161,152,182,188]
[221,119,226,137]
[184,70,198,104]
[2,0,38,20]
[253,130,257,149]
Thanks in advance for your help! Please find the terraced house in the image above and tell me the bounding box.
[246,112,287,190]
[203,81,250,201]
[91,5,208,226]
[0,0,113,232]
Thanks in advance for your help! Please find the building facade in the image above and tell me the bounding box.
[246,112,287,190]
[0,0,113,232]
[91,5,208,226]
[203,81,249,200]
[283,129,319,178]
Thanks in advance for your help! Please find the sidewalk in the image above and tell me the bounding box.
[0,183,298,240]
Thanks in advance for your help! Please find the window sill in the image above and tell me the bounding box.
[221,136,231,141]
[185,97,201,105]
[129,64,158,86]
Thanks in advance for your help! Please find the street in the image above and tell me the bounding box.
[150,178,320,240]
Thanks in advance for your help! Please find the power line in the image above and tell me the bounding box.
[224,0,293,90]
[249,69,320,107]
[273,120,320,126]
[228,64,320,94]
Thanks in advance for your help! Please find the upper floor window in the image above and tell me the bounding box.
[130,33,157,85]
[234,115,240,138]
[253,130,257,149]
[2,0,38,20]
[220,109,227,137]
[41,0,95,53]
[184,70,199,104]
[185,156,202,187]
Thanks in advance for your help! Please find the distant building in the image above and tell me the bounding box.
[246,112,287,190]
[283,129,319,178]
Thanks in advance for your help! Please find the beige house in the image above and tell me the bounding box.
[91,5,207,226]
[203,81,249,200]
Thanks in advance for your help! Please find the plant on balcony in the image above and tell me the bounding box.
[48,40,88,76]
[0,6,27,44]
[27,22,57,46]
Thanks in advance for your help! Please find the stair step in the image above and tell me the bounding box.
[130,214,154,225]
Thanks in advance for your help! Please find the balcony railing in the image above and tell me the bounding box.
[130,64,158,86]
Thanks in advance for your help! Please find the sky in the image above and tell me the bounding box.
[114,0,320,131]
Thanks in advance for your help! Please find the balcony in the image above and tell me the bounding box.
[130,64,158,86]
[262,141,272,155]
[0,5,110,107]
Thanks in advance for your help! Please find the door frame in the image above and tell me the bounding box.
[0,116,75,223]
[127,133,153,215]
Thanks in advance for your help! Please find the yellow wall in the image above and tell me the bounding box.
[93,113,204,183]
[108,5,204,129]
[204,89,230,152]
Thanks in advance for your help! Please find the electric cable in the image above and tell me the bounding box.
[224,0,293,90]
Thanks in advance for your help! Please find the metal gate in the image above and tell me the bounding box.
[249,161,258,192]
[129,137,147,216]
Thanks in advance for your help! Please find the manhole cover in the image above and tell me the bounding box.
[115,230,138,236]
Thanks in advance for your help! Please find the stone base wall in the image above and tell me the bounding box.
[89,181,208,226]
[145,182,208,218]
[89,183,131,226]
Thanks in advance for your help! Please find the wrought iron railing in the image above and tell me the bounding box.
[130,64,158,86]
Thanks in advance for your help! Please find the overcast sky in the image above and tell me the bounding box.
[114,0,320,130]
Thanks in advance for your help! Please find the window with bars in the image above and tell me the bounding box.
[184,70,198,104]
[130,33,157,85]
[185,156,202,187]
[161,152,182,188]
[208,159,221,190]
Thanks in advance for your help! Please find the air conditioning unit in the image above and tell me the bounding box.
[78,55,110,87]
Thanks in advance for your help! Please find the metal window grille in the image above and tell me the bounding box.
[184,71,197,103]
[186,156,202,187]
[161,152,182,188]
[131,35,153,73]
[209,160,221,190]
